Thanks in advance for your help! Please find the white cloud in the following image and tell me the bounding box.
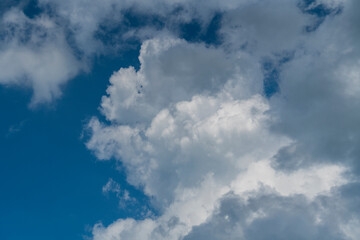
[99,37,262,124]
[90,161,348,240]
[88,91,291,206]
[86,35,354,240]
[0,9,82,106]
[231,160,347,199]
[82,0,360,239]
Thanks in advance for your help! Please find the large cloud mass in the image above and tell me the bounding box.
[3,0,359,239]
[85,1,360,239]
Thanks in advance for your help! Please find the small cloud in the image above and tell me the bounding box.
[102,178,121,197]
[102,178,136,209]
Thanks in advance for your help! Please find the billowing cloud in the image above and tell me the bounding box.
[99,37,262,124]
[85,6,359,236]
[88,93,290,204]
[86,36,292,205]
[90,160,348,239]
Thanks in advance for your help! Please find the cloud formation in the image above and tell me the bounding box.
[2,0,359,239]
[0,0,256,106]
[0,8,82,106]
[85,0,360,237]
[0,0,329,106]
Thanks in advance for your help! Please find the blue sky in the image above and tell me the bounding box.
[1,0,360,240]
[0,46,144,239]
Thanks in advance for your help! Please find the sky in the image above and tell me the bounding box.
[0,0,360,240]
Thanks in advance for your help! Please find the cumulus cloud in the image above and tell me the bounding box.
[88,92,290,204]
[80,0,360,239]
[86,34,355,240]
[90,162,348,240]
[3,5,359,239]
[99,37,261,124]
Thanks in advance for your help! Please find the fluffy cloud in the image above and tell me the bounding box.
[88,90,290,205]
[90,161,348,240]
[2,4,359,239]
[81,0,360,239]
[87,35,292,207]
[86,38,354,240]
[99,37,261,124]
[0,8,82,106]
